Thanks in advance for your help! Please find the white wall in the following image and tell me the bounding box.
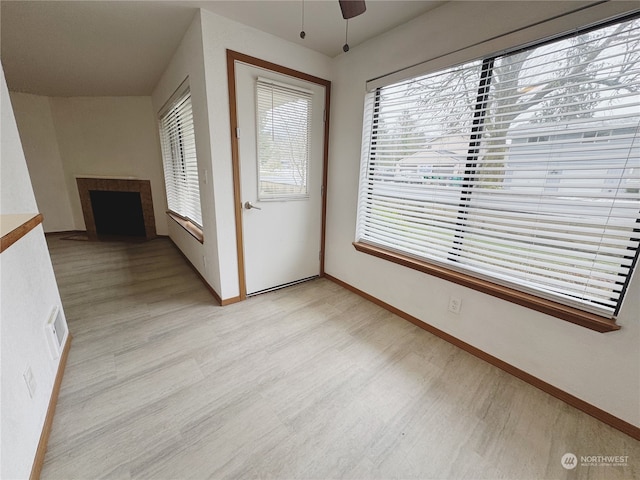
[152,11,215,295]
[9,93,75,232]
[199,10,332,300]
[0,63,69,480]
[325,1,640,427]
[152,10,332,300]
[10,94,168,235]
[49,96,168,235]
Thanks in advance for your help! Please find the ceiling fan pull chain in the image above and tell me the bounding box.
[343,19,350,52]
[300,0,306,39]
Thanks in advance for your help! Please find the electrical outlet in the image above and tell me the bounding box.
[23,366,37,398]
[448,296,462,314]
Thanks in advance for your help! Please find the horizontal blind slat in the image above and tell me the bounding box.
[159,87,202,227]
[356,16,640,318]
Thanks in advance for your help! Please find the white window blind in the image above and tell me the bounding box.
[159,86,202,227]
[256,78,313,199]
[356,17,640,318]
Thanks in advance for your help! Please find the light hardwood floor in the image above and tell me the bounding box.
[42,234,639,479]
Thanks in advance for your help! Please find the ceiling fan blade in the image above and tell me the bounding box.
[339,0,366,20]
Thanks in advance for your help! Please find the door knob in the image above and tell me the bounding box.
[244,201,262,210]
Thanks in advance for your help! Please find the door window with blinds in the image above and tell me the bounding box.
[158,82,202,227]
[256,78,313,199]
[356,16,640,322]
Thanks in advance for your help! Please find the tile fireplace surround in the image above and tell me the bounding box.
[76,177,156,241]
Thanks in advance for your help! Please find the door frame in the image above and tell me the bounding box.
[226,50,331,301]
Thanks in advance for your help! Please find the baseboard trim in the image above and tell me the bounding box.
[30,334,72,480]
[220,296,243,306]
[167,239,222,305]
[324,274,640,441]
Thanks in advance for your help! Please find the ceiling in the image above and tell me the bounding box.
[194,1,445,57]
[0,0,445,97]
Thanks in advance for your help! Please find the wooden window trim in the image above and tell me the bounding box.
[353,241,620,333]
[167,211,203,244]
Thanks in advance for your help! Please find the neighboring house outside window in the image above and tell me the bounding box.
[355,16,640,329]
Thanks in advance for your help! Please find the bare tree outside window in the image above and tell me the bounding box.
[358,17,640,317]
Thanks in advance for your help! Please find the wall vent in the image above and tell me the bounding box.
[45,305,67,359]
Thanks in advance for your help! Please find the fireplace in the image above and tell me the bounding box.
[77,177,156,241]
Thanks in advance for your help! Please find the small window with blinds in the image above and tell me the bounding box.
[159,82,202,227]
[356,16,640,327]
[256,78,313,200]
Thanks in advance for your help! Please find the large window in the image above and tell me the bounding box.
[159,82,202,227]
[356,17,640,327]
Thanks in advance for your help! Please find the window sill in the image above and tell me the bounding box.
[167,212,203,243]
[353,241,620,333]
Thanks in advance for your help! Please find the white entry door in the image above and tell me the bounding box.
[235,62,326,295]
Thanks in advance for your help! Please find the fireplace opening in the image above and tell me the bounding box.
[77,177,156,241]
[89,190,146,238]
